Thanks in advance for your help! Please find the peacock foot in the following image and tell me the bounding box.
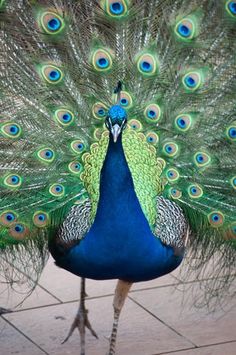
[62,278,98,355]
[62,307,98,344]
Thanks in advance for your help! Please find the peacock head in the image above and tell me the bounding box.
[105,105,127,143]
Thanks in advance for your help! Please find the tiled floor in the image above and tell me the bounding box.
[0,258,235,355]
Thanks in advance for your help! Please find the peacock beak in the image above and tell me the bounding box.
[111,124,121,143]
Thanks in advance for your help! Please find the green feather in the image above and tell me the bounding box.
[0,0,235,303]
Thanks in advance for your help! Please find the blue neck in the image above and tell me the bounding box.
[55,132,183,281]
[93,133,151,236]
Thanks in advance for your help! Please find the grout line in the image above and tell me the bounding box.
[151,346,197,355]
[1,315,50,355]
[152,339,236,355]
[37,283,64,303]
[128,295,197,348]
[2,301,63,314]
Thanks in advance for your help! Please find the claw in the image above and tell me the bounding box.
[62,309,98,344]
[62,278,98,355]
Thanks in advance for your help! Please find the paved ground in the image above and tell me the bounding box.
[0,257,235,355]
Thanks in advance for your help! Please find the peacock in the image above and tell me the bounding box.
[0,0,236,354]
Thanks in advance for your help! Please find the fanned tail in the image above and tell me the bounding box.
[0,0,235,304]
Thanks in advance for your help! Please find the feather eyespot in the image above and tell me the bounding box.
[169,187,182,200]
[128,119,142,131]
[188,184,203,199]
[226,123,236,141]
[33,211,49,228]
[3,174,22,188]
[9,223,29,240]
[137,53,158,76]
[92,102,108,119]
[119,91,133,109]
[146,132,159,145]
[182,71,202,91]
[194,152,211,167]
[175,114,192,132]
[208,211,224,228]
[226,1,236,17]
[1,123,22,139]
[92,49,113,72]
[163,142,179,157]
[104,0,129,17]
[37,148,55,163]
[41,65,63,84]
[68,161,83,175]
[71,140,86,154]
[54,109,75,126]
[0,211,18,226]
[228,223,236,238]
[144,104,161,123]
[49,183,65,197]
[175,18,196,40]
[40,12,65,35]
[166,168,180,182]
[230,176,236,189]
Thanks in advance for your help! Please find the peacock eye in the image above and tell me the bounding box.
[33,211,49,227]
[226,1,236,17]
[71,140,86,154]
[175,114,192,132]
[3,174,22,188]
[41,64,64,84]
[128,119,142,131]
[68,161,83,175]
[229,223,236,237]
[92,102,108,119]
[144,104,161,123]
[1,123,22,139]
[163,142,179,157]
[54,109,75,126]
[194,152,211,167]
[39,11,65,35]
[175,18,196,40]
[165,168,180,182]
[182,71,202,91]
[92,49,113,71]
[0,211,17,226]
[230,176,236,189]
[119,91,133,109]
[226,123,236,141]
[208,211,224,227]
[188,184,203,198]
[169,187,182,200]
[49,183,65,197]
[37,148,55,163]
[137,53,158,76]
[9,223,29,240]
[103,0,129,17]
[146,132,159,145]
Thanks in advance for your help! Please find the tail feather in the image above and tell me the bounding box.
[0,0,235,300]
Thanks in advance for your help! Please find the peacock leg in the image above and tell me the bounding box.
[62,277,98,355]
[108,280,133,355]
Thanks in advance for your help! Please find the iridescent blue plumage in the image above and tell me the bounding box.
[57,133,183,281]
[0,1,236,354]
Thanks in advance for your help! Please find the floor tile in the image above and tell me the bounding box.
[162,341,236,355]
[130,283,236,348]
[0,278,60,312]
[3,296,193,355]
[0,317,45,355]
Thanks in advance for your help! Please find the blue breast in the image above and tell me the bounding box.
[58,134,183,282]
